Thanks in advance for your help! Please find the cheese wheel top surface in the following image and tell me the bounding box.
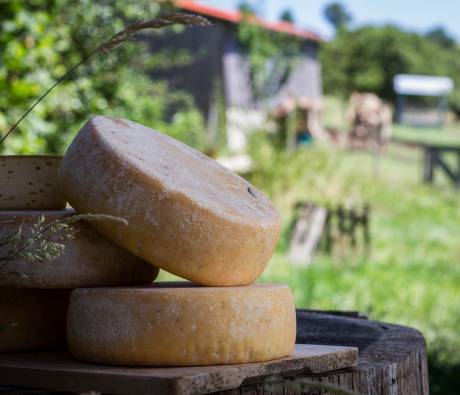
[67,282,296,366]
[59,116,280,286]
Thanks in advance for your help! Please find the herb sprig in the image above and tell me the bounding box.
[0,213,127,271]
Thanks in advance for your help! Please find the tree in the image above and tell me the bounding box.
[0,0,205,154]
[426,26,456,48]
[324,2,352,31]
[320,24,460,115]
[280,9,295,24]
[238,1,256,15]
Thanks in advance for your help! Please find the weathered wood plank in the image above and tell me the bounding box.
[0,344,357,395]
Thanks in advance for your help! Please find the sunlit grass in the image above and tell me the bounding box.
[160,141,460,372]
[253,143,460,367]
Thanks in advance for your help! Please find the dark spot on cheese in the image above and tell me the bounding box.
[247,187,257,199]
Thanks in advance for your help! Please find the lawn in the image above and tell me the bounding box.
[393,124,460,147]
[255,142,460,394]
[158,137,460,394]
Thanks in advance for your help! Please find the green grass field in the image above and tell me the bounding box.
[257,143,460,394]
[258,145,459,334]
[158,137,460,393]
[393,124,460,147]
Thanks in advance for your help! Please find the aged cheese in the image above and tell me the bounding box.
[58,116,280,286]
[0,288,69,352]
[0,210,158,288]
[0,155,66,210]
[67,282,296,366]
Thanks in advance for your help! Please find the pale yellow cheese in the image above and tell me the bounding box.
[58,116,280,286]
[0,210,158,288]
[0,155,66,210]
[0,288,69,352]
[67,282,296,366]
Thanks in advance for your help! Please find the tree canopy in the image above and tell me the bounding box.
[324,2,352,31]
[0,0,205,154]
[279,9,295,24]
[320,21,460,115]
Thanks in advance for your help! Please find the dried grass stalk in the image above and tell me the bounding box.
[0,213,128,267]
[98,13,211,53]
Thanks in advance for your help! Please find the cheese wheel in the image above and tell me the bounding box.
[67,282,296,366]
[0,210,158,288]
[0,155,66,210]
[58,116,280,286]
[0,288,69,352]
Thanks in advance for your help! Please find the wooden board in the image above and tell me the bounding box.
[0,344,357,395]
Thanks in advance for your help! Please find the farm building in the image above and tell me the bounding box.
[147,0,323,159]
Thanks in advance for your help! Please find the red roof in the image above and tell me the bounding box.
[177,0,322,42]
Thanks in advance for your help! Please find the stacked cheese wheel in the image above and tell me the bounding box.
[0,156,158,352]
[58,116,295,366]
[3,115,296,367]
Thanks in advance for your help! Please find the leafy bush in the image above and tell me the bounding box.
[320,25,460,116]
[0,0,205,154]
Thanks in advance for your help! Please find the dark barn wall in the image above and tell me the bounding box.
[222,34,253,109]
[146,22,231,120]
[279,42,322,102]
[146,19,322,120]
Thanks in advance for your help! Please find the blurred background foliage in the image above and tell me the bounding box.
[237,18,301,103]
[321,4,460,116]
[0,0,206,154]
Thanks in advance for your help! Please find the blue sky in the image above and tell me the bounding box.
[199,0,460,40]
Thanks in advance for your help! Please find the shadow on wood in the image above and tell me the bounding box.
[220,310,429,395]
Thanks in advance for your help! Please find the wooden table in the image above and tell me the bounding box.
[0,310,428,395]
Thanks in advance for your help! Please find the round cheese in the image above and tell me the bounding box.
[58,116,280,286]
[0,288,69,352]
[0,210,158,288]
[0,155,66,210]
[67,282,296,366]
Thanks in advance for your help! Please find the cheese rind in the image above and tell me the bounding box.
[58,116,280,286]
[0,288,69,352]
[67,282,296,366]
[0,210,158,288]
[0,155,66,210]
